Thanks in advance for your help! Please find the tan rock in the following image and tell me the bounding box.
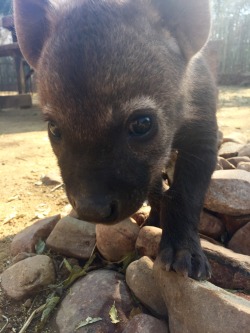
[199,211,225,239]
[132,205,151,226]
[217,156,235,169]
[96,218,139,262]
[239,143,250,157]
[136,226,161,259]
[228,222,250,256]
[126,256,167,317]
[122,314,169,333]
[1,255,56,300]
[223,132,248,145]
[227,156,250,166]
[154,261,250,333]
[219,142,244,158]
[204,170,250,215]
[11,215,61,257]
[221,214,250,235]
[46,216,96,259]
[237,162,250,172]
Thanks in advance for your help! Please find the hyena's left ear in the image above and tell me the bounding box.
[13,0,52,69]
[151,0,211,59]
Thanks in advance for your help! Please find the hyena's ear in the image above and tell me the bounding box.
[152,0,211,59]
[14,0,52,69]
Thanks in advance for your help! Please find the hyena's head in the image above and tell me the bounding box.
[14,0,211,223]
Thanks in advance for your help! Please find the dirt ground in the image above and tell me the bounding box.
[0,87,250,331]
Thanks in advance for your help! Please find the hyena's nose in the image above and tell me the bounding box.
[71,197,119,223]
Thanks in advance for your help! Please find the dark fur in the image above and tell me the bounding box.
[14,0,218,280]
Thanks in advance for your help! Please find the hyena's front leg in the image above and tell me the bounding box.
[158,119,218,280]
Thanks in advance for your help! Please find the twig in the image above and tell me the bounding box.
[50,183,64,192]
[19,304,46,333]
[0,315,9,333]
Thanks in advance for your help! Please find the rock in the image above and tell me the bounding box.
[217,130,224,148]
[136,226,250,291]
[228,222,250,256]
[132,206,151,226]
[218,142,244,158]
[136,227,161,259]
[204,170,250,215]
[12,252,36,264]
[223,132,248,145]
[198,211,225,239]
[217,156,235,170]
[61,204,78,218]
[237,162,250,172]
[238,143,250,157]
[55,270,134,333]
[126,256,167,317]
[1,255,56,300]
[11,215,61,257]
[96,218,140,262]
[122,314,169,333]
[41,172,62,185]
[154,261,250,333]
[221,214,250,235]
[201,239,250,291]
[46,216,96,259]
[215,162,223,170]
[227,156,250,167]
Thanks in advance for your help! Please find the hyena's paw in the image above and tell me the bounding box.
[157,241,211,281]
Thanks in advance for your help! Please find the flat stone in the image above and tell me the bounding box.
[237,162,250,172]
[201,239,250,291]
[126,256,167,317]
[122,314,169,333]
[239,144,250,157]
[11,215,61,257]
[136,226,250,291]
[46,216,96,259]
[136,226,161,259]
[154,262,250,333]
[55,270,135,333]
[218,142,244,158]
[227,156,250,167]
[217,156,235,169]
[228,222,250,256]
[204,170,250,215]
[1,255,56,300]
[199,211,225,239]
[96,218,140,262]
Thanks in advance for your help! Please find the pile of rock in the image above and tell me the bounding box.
[1,131,250,333]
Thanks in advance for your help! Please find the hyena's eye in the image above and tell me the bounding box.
[129,116,152,137]
[48,121,61,140]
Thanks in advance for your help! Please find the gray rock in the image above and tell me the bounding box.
[41,172,62,185]
[1,255,56,300]
[11,215,60,257]
[227,156,250,167]
[126,256,167,317]
[218,142,244,158]
[96,218,140,262]
[199,211,225,239]
[228,222,250,256]
[46,216,96,259]
[55,270,135,333]
[136,226,162,259]
[154,261,250,333]
[122,314,169,333]
[201,239,250,291]
[204,170,250,215]
[238,143,250,157]
[237,162,250,172]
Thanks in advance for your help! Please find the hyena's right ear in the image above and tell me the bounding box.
[14,0,52,69]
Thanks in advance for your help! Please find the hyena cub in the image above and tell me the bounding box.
[14,0,218,280]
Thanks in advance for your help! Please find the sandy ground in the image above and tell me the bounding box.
[0,87,249,331]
